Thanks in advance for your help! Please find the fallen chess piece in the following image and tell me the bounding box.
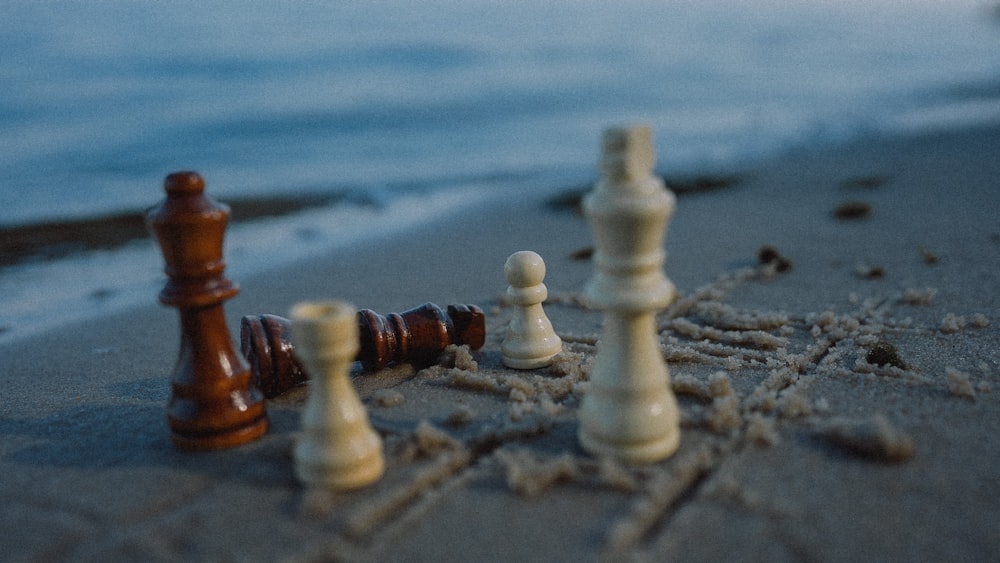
[147,171,269,451]
[241,303,485,397]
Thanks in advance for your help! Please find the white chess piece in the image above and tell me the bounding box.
[502,250,563,369]
[577,125,681,464]
[290,300,385,490]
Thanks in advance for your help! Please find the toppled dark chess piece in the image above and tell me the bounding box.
[147,171,268,450]
[241,303,485,397]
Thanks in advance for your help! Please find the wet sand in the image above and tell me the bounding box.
[0,192,347,267]
[1,124,998,561]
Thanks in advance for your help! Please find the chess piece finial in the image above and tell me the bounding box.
[578,125,680,464]
[291,300,385,490]
[241,303,485,396]
[501,251,562,369]
[147,171,268,450]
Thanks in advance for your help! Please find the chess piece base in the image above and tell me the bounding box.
[164,305,269,451]
[170,416,269,451]
[578,421,680,465]
[294,435,386,490]
[502,347,560,369]
[578,312,680,464]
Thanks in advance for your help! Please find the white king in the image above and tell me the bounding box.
[578,124,681,464]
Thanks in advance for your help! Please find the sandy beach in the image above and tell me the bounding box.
[2,123,999,561]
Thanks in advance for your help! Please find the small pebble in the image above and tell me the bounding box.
[865,341,907,370]
[834,201,872,220]
[758,245,792,272]
[372,388,405,408]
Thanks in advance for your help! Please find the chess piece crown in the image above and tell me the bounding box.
[147,171,268,451]
[584,126,677,311]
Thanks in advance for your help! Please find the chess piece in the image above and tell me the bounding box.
[357,303,485,371]
[240,313,306,398]
[501,251,562,369]
[291,300,385,490]
[577,125,681,464]
[241,303,485,397]
[147,171,268,450]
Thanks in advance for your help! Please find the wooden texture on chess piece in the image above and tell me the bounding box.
[291,300,385,490]
[502,250,562,369]
[240,314,304,399]
[358,303,485,371]
[241,303,485,397]
[577,125,681,464]
[147,171,268,451]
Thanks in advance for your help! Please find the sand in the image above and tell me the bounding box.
[1,124,998,561]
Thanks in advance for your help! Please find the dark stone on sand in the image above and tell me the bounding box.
[866,341,907,370]
[856,265,886,280]
[569,247,594,261]
[664,174,743,195]
[833,201,872,220]
[758,245,792,273]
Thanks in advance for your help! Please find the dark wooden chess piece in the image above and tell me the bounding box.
[240,313,303,399]
[147,171,268,450]
[241,303,485,397]
[357,303,485,370]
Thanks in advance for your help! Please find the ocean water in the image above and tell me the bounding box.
[2,0,999,341]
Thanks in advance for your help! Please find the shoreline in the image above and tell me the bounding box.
[0,163,746,344]
[0,191,349,268]
[0,171,749,270]
[2,120,997,342]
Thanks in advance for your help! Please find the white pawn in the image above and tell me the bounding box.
[290,300,385,490]
[502,250,563,369]
[578,124,681,464]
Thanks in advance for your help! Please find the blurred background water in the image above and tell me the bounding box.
[1,0,999,340]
